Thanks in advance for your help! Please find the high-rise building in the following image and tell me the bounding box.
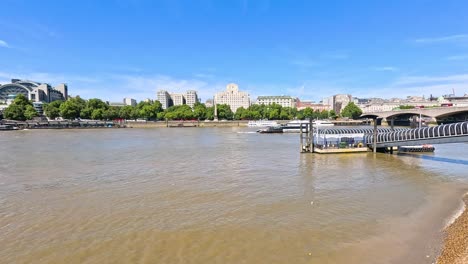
[185,90,198,108]
[256,96,297,108]
[170,93,185,106]
[157,90,172,109]
[124,97,137,107]
[214,83,250,112]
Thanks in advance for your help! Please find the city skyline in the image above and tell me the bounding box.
[1,1,468,102]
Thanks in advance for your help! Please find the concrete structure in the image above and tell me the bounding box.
[185,90,198,108]
[360,106,468,124]
[157,90,171,109]
[124,97,137,107]
[157,90,198,109]
[364,121,468,148]
[108,102,126,107]
[143,98,153,103]
[256,96,296,108]
[215,83,250,112]
[170,93,185,106]
[0,79,68,104]
[296,99,331,111]
[333,94,353,113]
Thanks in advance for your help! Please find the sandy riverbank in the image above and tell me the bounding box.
[437,194,468,264]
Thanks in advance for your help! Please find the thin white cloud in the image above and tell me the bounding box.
[445,55,468,61]
[374,66,399,72]
[413,34,468,43]
[354,73,468,99]
[394,74,468,86]
[0,40,9,48]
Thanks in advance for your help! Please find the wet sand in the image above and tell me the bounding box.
[437,195,468,264]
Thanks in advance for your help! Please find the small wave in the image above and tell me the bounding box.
[236,131,257,134]
[444,192,468,229]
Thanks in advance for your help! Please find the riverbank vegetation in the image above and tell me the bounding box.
[3,96,344,121]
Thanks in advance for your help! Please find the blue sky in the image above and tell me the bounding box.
[1,0,468,102]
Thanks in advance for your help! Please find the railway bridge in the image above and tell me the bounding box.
[360,106,468,125]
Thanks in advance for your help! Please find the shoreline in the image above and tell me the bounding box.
[437,193,468,264]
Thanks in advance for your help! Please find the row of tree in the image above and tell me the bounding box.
[2,95,363,121]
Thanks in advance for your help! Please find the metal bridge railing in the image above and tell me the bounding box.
[364,122,468,144]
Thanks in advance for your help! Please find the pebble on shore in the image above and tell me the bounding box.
[437,195,468,264]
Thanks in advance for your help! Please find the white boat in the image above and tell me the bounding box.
[282,120,334,133]
[247,120,279,127]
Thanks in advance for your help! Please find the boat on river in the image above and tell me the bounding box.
[257,126,284,134]
[248,120,279,127]
[283,120,334,133]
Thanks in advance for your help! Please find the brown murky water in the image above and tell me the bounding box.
[0,128,467,264]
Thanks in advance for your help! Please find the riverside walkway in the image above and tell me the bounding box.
[363,122,468,148]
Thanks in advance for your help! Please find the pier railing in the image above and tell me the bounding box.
[363,122,468,147]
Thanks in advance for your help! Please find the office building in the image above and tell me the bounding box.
[0,79,68,104]
[256,96,297,108]
[157,90,172,109]
[124,97,137,107]
[214,83,250,112]
[185,90,198,108]
[170,93,185,106]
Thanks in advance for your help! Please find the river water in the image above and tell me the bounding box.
[0,127,467,264]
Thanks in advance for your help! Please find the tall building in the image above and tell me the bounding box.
[185,90,198,108]
[124,97,137,107]
[157,90,172,109]
[0,79,68,104]
[256,96,297,108]
[170,93,185,106]
[214,83,250,112]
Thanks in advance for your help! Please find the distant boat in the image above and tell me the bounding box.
[256,126,284,134]
[247,120,279,127]
[283,120,334,133]
[0,125,19,131]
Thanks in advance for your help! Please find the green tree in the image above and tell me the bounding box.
[91,108,105,120]
[341,102,363,119]
[280,107,292,120]
[119,105,135,120]
[60,96,86,120]
[105,106,120,120]
[80,107,93,119]
[234,106,246,120]
[2,94,34,121]
[44,100,63,119]
[217,104,233,120]
[193,102,207,120]
[24,105,38,120]
[87,98,108,110]
[133,101,163,120]
[205,106,214,120]
[268,108,280,120]
[296,109,305,120]
[303,107,314,119]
